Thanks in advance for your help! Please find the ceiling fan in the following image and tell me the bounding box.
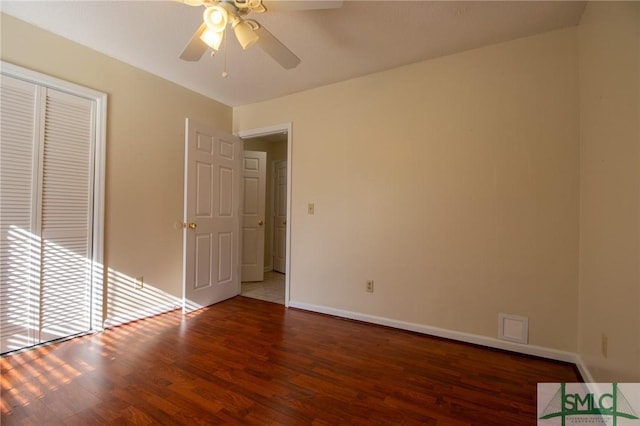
[179,0,342,70]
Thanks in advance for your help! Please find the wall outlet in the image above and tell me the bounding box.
[366,280,374,293]
[602,334,608,358]
[135,276,144,290]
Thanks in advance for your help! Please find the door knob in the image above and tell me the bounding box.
[258,219,264,226]
[187,222,197,229]
[283,220,287,225]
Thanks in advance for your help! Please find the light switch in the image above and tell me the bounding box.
[308,203,315,215]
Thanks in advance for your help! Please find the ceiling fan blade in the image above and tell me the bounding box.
[180,23,209,61]
[177,0,214,6]
[181,0,203,5]
[254,25,301,69]
[263,0,342,12]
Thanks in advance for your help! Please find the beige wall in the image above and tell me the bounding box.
[1,14,233,323]
[235,28,581,352]
[578,2,640,382]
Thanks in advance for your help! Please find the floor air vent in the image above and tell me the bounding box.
[498,313,529,344]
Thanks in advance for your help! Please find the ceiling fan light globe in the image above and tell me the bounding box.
[200,27,224,51]
[233,20,259,49]
[203,5,228,32]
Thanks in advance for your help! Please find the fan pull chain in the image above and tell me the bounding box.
[221,25,229,78]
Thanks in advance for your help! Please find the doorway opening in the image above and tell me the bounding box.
[238,124,291,306]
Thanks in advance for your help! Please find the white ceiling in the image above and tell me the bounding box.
[1,1,586,107]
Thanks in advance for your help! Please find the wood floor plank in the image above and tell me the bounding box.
[1,296,581,425]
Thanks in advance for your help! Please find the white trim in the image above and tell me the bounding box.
[1,60,107,333]
[288,301,581,365]
[91,77,107,332]
[237,123,292,307]
[574,355,596,383]
[1,61,107,101]
[238,124,290,139]
[181,118,191,313]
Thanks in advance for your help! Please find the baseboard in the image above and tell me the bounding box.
[288,301,580,365]
[574,355,595,383]
[101,297,595,381]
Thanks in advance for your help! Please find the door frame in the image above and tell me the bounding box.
[237,123,292,307]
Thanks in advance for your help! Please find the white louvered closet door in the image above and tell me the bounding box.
[0,74,39,351]
[39,88,94,342]
[0,75,95,353]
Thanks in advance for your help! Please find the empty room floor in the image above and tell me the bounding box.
[1,296,581,425]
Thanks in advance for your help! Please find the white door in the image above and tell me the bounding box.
[241,151,266,282]
[183,118,241,311]
[273,160,287,273]
[1,70,105,354]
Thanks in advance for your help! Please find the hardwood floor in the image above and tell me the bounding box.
[1,296,580,425]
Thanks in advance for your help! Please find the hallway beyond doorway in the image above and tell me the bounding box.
[241,271,285,305]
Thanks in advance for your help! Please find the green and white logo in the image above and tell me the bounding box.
[538,383,640,426]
